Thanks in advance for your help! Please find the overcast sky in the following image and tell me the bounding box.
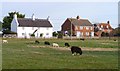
[0,0,119,31]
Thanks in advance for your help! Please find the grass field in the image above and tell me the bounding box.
[2,38,118,69]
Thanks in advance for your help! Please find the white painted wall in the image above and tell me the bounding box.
[17,27,53,38]
[11,14,19,32]
[11,14,53,38]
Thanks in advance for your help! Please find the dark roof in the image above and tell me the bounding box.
[67,18,93,26]
[17,18,52,27]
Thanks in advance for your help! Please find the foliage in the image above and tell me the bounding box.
[52,31,58,37]
[111,27,120,36]
[2,11,25,30]
[94,24,99,32]
[57,31,63,38]
[3,30,17,34]
[101,32,109,37]
[30,34,35,37]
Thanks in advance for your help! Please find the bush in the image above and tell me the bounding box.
[52,32,58,37]
[31,34,35,37]
[3,30,17,34]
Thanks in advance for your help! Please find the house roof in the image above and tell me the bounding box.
[17,18,53,27]
[97,23,112,29]
[67,18,93,26]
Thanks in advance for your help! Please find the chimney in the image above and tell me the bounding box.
[76,15,80,20]
[32,14,35,21]
[107,21,110,24]
[14,14,17,20]
[47,16,50,21]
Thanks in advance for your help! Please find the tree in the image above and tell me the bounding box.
[94,24,99,32]
[111,27,120,37]
[2,11,25,31]
[101,32,106,37]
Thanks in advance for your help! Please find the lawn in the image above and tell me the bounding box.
[2,38,118,69]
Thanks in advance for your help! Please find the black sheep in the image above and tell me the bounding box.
[35,40,40,44]
[44,41,50,45]
[71,46,82,55]
[80,38,85,41]
[65,43,70,47]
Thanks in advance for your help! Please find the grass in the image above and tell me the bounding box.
[2,38,118,69]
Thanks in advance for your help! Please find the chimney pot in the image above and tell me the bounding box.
[14,14,17,20]
[76,16,80,20]
[32,14,35,21]
[107,21,110,24]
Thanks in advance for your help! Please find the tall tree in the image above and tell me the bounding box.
[2,11,25,31]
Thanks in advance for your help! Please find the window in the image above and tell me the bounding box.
[86,27,89,30]
[86,32,89,36]
[101,25,103,28]
[91,27,93,30]
[81,32,83,36]
[29,33,31,36]
[22,33,25,36]
[80,26,83,30]
[46,33,49,35]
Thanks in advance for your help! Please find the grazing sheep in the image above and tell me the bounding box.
[80,38,85,41]
[52,43,59,47]
[114,39,116,41]
[35,40,40,44]
[44,41,50,45]
[65,43,70,47]
[71,46,82,55]
[2,40,8,43]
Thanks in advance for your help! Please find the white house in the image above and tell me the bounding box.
[11,14,53,38]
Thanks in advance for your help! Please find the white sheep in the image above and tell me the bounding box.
[52,43,59,47]
[2,40,8,43]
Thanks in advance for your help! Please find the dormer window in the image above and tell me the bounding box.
[101,25,103,28]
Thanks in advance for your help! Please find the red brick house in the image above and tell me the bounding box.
[94,21,113,37]
[61,16,94,37]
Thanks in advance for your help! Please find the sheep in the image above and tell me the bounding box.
[44,41,50,45]
[2,40,8,43]
[35,40,40,44]
[65,43,70,47]
[80,38,85,41]
[71,46,82,55]
[52,43,59,47]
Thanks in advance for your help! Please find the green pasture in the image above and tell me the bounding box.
[2,38,118,69]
